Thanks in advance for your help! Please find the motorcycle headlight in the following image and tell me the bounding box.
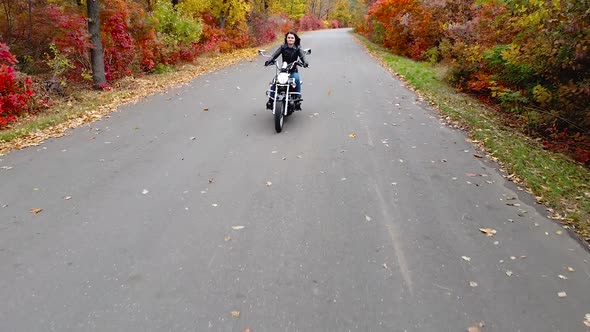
[277,72,289,84]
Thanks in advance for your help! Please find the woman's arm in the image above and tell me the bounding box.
[298,48,308,67]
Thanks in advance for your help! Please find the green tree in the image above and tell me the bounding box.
[328,0,352,25]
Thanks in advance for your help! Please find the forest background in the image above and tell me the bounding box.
[0,0,588,164]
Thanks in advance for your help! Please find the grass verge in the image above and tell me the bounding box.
[354,33,590,240]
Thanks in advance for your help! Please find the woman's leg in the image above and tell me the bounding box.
[290,72,301,94]
[290,72,302,110]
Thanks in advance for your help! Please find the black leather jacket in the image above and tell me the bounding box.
[269,44,308,73]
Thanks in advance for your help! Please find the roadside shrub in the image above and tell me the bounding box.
[46,5,92,82]
[298,14,324,31]
[101,0,151,81]
[0,43,34,128]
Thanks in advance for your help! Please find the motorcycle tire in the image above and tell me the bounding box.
[274,101,284,133]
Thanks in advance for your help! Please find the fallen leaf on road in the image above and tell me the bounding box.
[382,263,388,269]
[365,215,372,222]
[231,310,240,318]
[212,203,218,207]
[462,256,471,262]
[63,196,72,200]
[232,225,245,230]
[467,322,485,332]
[473,154,483,158]
[506,270,513,277]
[142,189,149,195]
[243,329,251,332]
[555,230,563,235]
[558,274,568,280]
[224,235,232,242]
[466,173,478,177]
[480,228,497,236]
[584,314,590,327]
[266,181,272,186]
[208,178,215,184]
[30,208,43,214]
[203,108,209,111]
[469,281,478,287]
[348,133,357,138]
[558,291,567,298]
[567,267,575,272]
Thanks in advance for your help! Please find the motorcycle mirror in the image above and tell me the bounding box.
[302,48,311,55]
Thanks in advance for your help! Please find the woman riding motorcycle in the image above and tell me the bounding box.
[264,31,309,110]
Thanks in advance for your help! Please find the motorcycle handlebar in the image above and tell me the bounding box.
[264,60,307,69]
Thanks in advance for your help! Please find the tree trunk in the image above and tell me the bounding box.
[28,0,32,46]
[86,0,106,88]
[2,0,14,43]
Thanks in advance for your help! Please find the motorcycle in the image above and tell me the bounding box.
[259,48,311,133]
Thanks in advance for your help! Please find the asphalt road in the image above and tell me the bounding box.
[1,29,589,332]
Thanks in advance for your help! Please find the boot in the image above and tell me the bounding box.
[266,98,273,109]
[295,98,302,111]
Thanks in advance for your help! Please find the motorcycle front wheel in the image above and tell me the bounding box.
[274,101,284,133]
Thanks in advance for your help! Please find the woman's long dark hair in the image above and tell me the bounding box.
[284,31,301,47]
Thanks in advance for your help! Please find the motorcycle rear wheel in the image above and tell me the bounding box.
[274,101,284,133]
